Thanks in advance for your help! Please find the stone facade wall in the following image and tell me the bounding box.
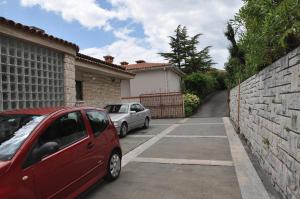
[230,46,300,199]
[63,54,76,106]
[77,71,121,108]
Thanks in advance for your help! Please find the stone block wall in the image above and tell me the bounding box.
[64,54,76,106]
[230,46,300,199]
[77,71,121,108]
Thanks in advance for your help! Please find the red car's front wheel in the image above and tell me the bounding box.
[105,150,121,181]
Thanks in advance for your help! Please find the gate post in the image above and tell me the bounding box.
[227,87,230,117]
[237,78,241,133]
[160,93,162,118]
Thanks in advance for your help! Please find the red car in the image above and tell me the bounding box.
[0,107,122,199]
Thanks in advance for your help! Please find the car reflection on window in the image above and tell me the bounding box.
[0,115,45,161]
[105,105,129,113]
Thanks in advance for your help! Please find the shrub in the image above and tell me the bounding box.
[183,72,218,98]
[184,93,200,117]
[183,71,227,117]
[184,106,193,117]
[206,70,228,90]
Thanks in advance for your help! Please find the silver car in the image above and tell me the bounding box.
[105,103,151,137]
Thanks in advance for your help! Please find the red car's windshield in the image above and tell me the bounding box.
[0,114,45,161]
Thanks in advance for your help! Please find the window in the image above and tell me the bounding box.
[131,104,144,112]
[86,110,109,136]
[130,104,138,112]
[75,81,83,101]
[105,104,128,113]
[0,35,64,111]
[136,104,145,112]
[0,114,45,161]
[38,112,86,150]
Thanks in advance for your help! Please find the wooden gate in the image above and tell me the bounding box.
[140,92,184,119]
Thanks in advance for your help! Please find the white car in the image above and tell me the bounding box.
[105,103,151,137]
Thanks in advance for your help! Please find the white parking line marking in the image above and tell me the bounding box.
[178,118,190,123]
[121,118,187,167]
[133,157,234,167]
[151,119,191,126]
[151,122,224,126]
[223,117,270,199]
[165,135,227,138]
[151,123,174,126]
[127,135,156,138]
[180,123,224,125]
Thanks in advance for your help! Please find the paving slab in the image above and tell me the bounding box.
[151,118,183,124]
[139,137,232,161]
[81,162,242,199]
[129,124,170,135]
[120,137,151,155]
[169,123,226,136]
[185,117,224,123]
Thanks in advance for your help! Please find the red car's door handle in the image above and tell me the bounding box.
[87,142,94,149]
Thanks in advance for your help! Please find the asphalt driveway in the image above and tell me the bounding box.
[80,91,270,199]
[80,117,242,199]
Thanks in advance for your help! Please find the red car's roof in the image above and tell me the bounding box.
[0,107,68,115]
[0,106,104,115]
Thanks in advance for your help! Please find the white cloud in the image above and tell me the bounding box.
[20,0,126,29]
[20,0,243,68]
[80,32,163,65]
[0,0,7,5]
[113,27,134,40]
[109,0,243,68]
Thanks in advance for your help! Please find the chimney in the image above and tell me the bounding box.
[120,61,129,66]
[29,26,45,34]
[103,55,114,64]
[136,60,146,64]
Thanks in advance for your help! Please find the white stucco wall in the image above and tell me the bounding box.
[121,68,182,97]
[121,79,131,97]
[167,70,182,93]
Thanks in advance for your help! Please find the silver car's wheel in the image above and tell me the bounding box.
[120,123,127,137]
[144,118,150,129]
[105,151,121,181]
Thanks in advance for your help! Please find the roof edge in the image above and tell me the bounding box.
[76,53,135,77]
[168,65,186,77]
[127,64,185,77]
[0,17,79,52]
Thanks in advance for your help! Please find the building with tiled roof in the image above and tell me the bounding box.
[120,60,185,97]
[0,16,135,110]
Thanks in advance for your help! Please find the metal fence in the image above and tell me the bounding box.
[121,96,141,103]
[140,92,184,119]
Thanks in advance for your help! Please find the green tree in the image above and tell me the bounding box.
[159,25,214,74]
[159,25,189,69]
[224,22,245,86]
[225,0,300,86]
[184,72,218,98]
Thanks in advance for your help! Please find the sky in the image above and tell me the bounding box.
[0,0,243,69]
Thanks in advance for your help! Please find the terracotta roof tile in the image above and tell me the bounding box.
[125,62,185,77]
[76,53,135,76]
[0,17,79,51]
[0,17,135,77]
[125,62,170,70]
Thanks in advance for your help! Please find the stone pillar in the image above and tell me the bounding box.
[63,54,76,106]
